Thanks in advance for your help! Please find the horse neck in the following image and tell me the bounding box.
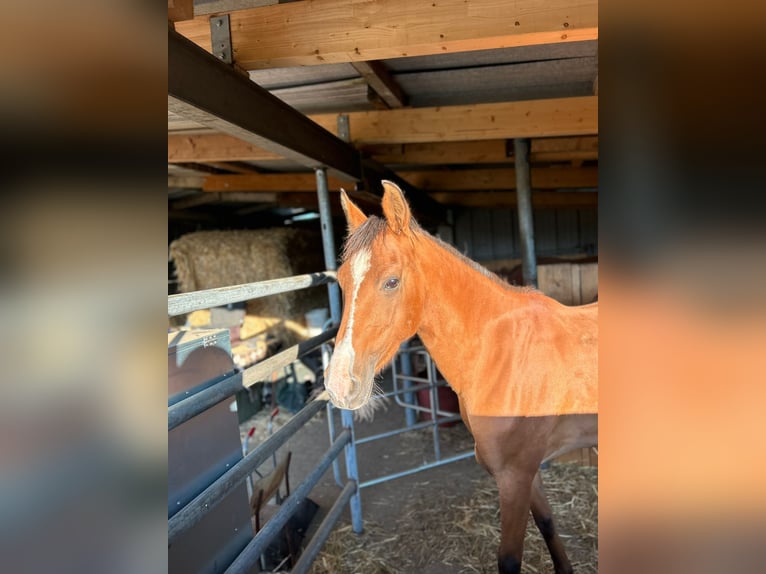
[413,233,526,395]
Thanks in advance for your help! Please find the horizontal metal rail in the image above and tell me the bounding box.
[168,271,337,316]
[169,396,329,544]
[168,327,337,430]
[290,480,357,574]
[355,414,463,445]
[359,450,476,489]
[224,429,352,574]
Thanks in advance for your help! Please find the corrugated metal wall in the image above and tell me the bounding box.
[450,207,597,262]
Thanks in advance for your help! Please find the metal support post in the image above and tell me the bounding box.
[315,167,342,325]
[397,340,418,427]
[513,138,538,287]
[341,409,364,534]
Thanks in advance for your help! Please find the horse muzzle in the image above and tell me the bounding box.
[326,374,371,410]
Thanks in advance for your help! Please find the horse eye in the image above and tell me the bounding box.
[383,277,400,290]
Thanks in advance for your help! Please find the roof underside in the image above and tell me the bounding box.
[168,0,599,225]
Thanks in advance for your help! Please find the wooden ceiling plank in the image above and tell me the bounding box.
[175,0,598,69]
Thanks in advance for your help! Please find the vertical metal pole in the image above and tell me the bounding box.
[322,343,343,487]
[427,354,442,461]
[513,138,538,287]
[341,409,364,533]
[398,340,418,427]
[316,166,362,532]
[315,167,342,324]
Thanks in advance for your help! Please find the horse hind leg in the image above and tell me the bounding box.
[494,470,534,574]
[530,472,573,574]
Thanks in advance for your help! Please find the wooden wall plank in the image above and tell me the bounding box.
[175,0,598,69]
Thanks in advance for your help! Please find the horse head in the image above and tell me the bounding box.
[324,181,426,410]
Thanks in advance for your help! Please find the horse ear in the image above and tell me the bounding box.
[381,180,411,234]
[340,189,368,233]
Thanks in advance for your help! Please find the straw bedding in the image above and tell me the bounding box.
[310,462,597,574]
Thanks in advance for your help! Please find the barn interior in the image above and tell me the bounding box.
[168,2,598,572]
[168,0,598,290]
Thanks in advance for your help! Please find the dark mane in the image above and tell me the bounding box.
[341,216,387,262]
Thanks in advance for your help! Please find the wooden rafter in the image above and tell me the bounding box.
[169,134,598,165]
[201,166,597,193]
[310,96,598,143]
[175,0,598,69]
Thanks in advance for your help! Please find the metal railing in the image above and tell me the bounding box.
[326,339,476,491]
[168,268,361,574]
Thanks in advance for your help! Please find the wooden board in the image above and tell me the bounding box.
[311,96,599,143]
[175,0,599,69]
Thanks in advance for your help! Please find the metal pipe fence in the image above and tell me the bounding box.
[168,268,360,573]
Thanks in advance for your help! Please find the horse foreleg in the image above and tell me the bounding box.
[495,470,534,574]
[530,472,573,574]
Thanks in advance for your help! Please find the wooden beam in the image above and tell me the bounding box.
[169,133,283,162]
[400,167,598,190]
[170,133,598,165]
[200,161,262,174]
[203,166,597,193]
[363,137,599,165]
[310,97,599,143]
[351,61,407,108]
[168,174,205,188]
[169,28,446,221]
[194,1,277,16]
[175,0,598,69]
[267,190,597,210]
[203,173,354,192]
[430,191,597,209]
[170,98,597,167]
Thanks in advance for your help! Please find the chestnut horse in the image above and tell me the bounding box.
[325,181,597,574]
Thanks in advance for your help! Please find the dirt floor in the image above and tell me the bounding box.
[240,366,597,574]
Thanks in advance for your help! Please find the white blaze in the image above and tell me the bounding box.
[329,249,371,400]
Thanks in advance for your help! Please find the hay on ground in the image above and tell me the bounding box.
[310,463,597,574]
